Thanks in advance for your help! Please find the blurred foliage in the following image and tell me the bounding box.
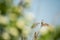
[38,25,60,40]
[0,0,32,40]
[0,0,13,15]
[54,25,60,40]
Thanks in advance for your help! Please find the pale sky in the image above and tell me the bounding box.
[31,0,60,25]
[14,0,60,25]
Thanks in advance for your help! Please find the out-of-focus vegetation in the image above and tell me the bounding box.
[0,0,35,40]
[38,25,60,40]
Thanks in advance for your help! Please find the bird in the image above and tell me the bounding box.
[31,22,40,28]
[41,20,54,32]
[41,20,49,27]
